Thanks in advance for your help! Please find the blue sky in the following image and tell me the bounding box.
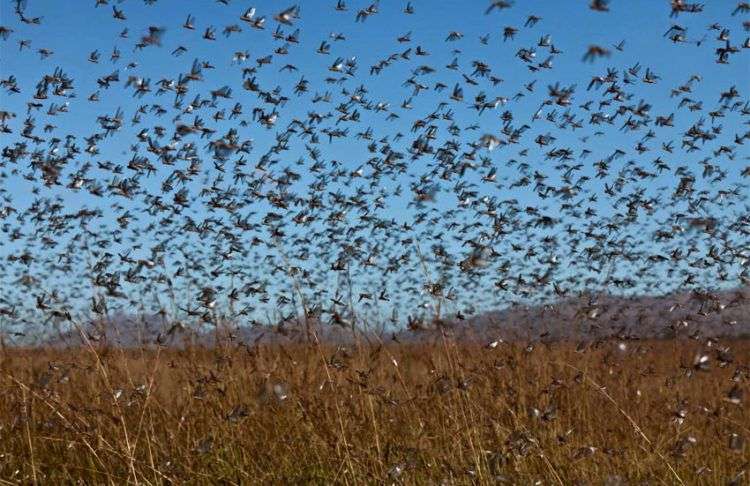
[0,0,748,335]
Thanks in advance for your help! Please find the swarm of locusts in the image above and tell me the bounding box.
[0,0,749,483]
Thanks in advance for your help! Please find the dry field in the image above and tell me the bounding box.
[0,337,748,484]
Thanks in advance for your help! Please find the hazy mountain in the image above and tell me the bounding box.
[36,287,749,348]
[416,287,750,343]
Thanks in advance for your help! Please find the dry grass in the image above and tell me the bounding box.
[0,337,748,484]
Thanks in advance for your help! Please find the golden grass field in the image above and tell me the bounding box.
[0,337,747,484]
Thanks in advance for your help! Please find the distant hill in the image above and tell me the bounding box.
[39,287,749,348]
[409,287,750,343]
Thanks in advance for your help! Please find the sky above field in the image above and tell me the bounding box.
[0,0,748,337]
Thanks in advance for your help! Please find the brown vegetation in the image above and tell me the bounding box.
[0,337,748,484]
